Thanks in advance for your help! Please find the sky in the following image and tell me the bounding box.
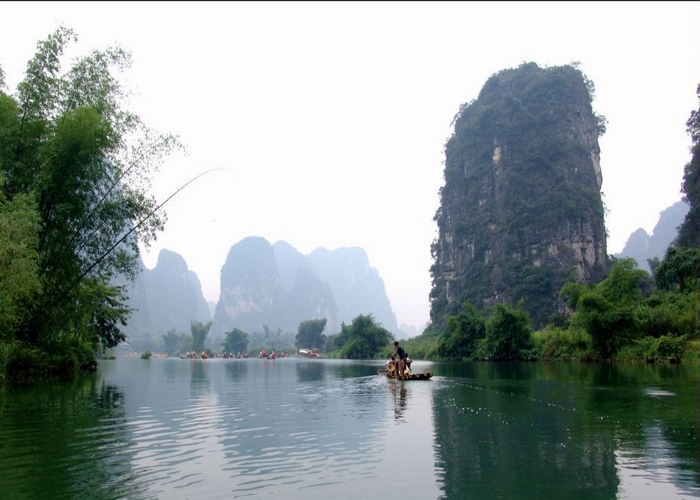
[2,2,699,331]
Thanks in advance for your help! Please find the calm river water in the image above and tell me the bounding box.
[0,357,698,500]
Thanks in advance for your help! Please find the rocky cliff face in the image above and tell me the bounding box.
[430,63,609,328]
[210,237,398,338]
[308,246,397,332]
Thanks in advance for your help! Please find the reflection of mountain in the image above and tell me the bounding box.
[105,358,395,497]
[4,359,697,498]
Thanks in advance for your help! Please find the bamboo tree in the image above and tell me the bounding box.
[0,26,181,373]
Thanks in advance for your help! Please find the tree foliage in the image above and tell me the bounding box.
[676,83,700,248]
[597,258,651,305]
[162,329,191,356]
[0,26,181,378]
[436,303,486,360]
[0,177,41,342]
[331,314,393,359]
[479,303,533,361]
[222,327,249,354]
[566,259,648,360]
[562,257,698,360]
[434,301,534,361]
[295,318,327,349]
[655,246,700,293]
[574,291,635,360]
[190,321,212,353]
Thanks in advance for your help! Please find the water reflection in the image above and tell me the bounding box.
[295,359,327,382]
[224,359,248,381]
[0,375,146,500]
[388,380,409,422]
[190,359,210,389]
[116,358,398,499]
[430,362,700,500]
[0,358,696,500]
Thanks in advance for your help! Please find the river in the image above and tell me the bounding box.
[1,357,697,500]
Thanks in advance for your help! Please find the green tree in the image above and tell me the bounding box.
[567,259,645,360]
[295,318,327,350]
[0,178,41,341]
[0,26,180,374]
[190,320,212,353]
[162,329,191,356]
[676,83,700,248]
[598,258,651,305]
[222,327,249,354]
[655,246,700,293]
[436,303,486,360]
[575,291,635,360]
[479,303,533,361]
[332,314,393,359]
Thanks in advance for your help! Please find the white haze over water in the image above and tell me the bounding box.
[1,2,698,330]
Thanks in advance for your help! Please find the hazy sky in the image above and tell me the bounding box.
[2,2,698,330]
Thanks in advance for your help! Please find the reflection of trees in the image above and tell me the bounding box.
[224,360,248,381]
[295,360,327,382]
[190,359,210,391]
[431,362,699,499]
[0,374,147,499]
[432,368,618,499]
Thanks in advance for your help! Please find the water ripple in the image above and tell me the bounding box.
[2,358,696,500]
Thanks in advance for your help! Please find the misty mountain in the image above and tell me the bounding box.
[307,246,398,331]
[123,238,402,351]
[209,237,399,342]
[123,249,211,350]
[615,200,690,272]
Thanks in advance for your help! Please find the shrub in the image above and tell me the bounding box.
[534,327,591,360]
[617,335,688,363]
[480,304,533,361]
[0,341,50,384]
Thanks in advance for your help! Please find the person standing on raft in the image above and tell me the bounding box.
[394,341,408,376]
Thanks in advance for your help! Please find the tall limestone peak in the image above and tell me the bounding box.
[123,249,211,350]
[211,236,285,338]
[308,246,398,332]
[430,62,609,328]
[210,237,398,339]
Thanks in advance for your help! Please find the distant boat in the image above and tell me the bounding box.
[298,348,320,358]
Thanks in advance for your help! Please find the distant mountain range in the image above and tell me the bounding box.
[122,200,688,351]
[614,200,689,272]
[123,237,402,351]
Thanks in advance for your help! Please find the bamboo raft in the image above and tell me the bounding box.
[378,368,433,380]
